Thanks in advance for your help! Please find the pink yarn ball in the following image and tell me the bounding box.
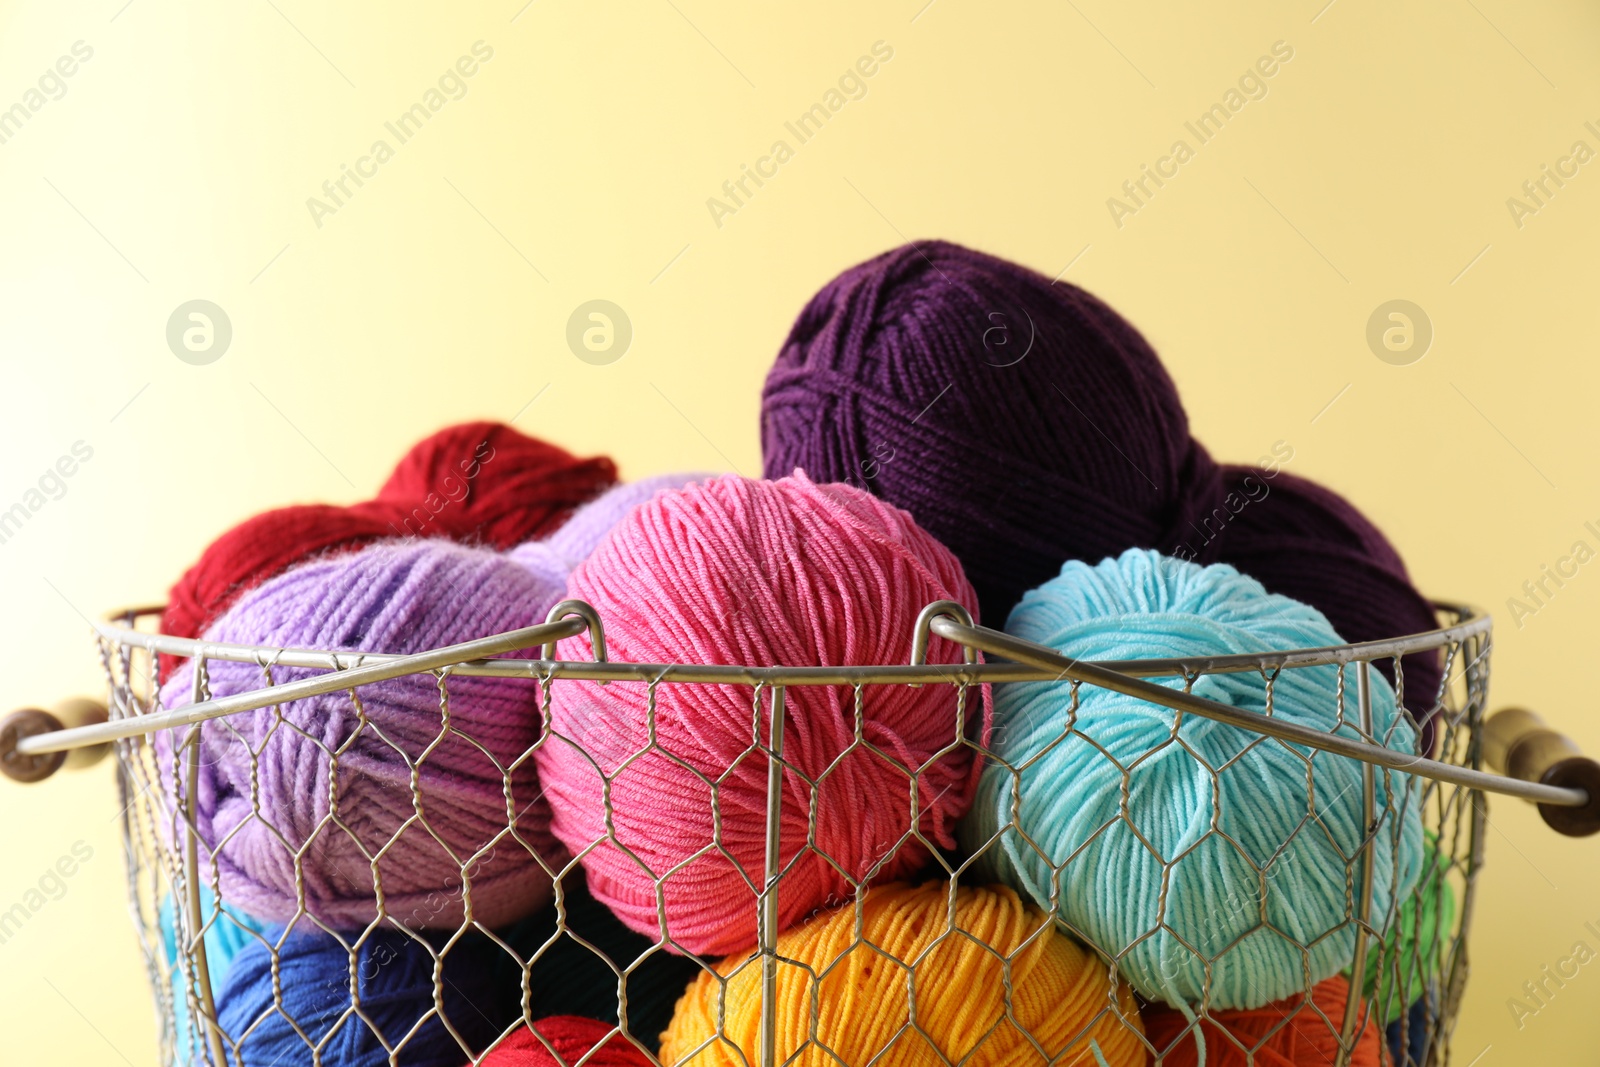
[535,473,990,957]
[157,539,567,930]
[509,472,710,587]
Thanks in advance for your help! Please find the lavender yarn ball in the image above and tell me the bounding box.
[509,472,710,587]
[157,540,567,930]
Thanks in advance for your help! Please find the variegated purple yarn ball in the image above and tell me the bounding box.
[157,539,566,930]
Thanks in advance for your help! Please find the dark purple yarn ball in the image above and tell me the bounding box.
[1202,467,1442,715]
[761,239,1223,623]
[760,240,1441,722]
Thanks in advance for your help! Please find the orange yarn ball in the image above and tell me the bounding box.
[661,882,1144,1067]
[1141,975,1386,1066]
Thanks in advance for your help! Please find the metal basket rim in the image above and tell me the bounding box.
[94,598,1491,684]
[52,595,1567,808]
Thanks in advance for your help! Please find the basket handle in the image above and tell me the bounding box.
[926,614,1595,813]
[0,699,111,783]
[0,617,586,785]
[1484,708,1600,837]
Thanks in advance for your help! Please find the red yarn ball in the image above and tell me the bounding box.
[480,1017,654,1066]
[375,421,618,547]
[159,422,616,672]
[1141,976,1386,1066]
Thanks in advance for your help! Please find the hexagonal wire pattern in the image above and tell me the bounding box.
[93,600,1492,1067]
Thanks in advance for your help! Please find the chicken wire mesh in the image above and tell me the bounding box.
[94,602,1489,1067]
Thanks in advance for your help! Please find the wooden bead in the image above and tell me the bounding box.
[54,697,110,770]
[1483,707,1544,773]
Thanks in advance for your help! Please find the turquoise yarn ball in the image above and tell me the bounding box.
[159,889,271,1062]
[961,549,1424,1010]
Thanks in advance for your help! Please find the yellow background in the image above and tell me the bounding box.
[2,0,1598,1062]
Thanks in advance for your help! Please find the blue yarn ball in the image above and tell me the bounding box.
[215,921,512,1066]
[962,549,1424,1010]
[1387,989,1433,1066]
[160,889,273,1063]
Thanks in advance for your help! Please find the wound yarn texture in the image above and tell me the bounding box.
[1140,975,1386,1066]
[961,549,1424,1010]
[214,920,510,1066]
[760,240,1441,717]
[509,471,709,589]
[480,1016,655,1067]
[158,539,568,929]
[661,881,1147,1067]
[536,473,990,957]
[161,421,615,671]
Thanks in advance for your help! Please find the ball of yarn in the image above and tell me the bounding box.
[161,421,615,661]
[375,421,617,547]
[759,240,1440,716]
[1207,466,1443,722]
[536,473,990,957]
[660,882,1146,1067]
[762,240,1196,624]
[481,1017,653,1067]
[159,503,395,679]
[157,539,567,929]
[159,888,271,1062]
[1140,975,1386,1066]
[215,921,512,1066]
[494,872,704,1050]
[962,549,1424,1009]
[509,472,709,588]
[1386,989,1433,1066]
[1361,840,1454,1022]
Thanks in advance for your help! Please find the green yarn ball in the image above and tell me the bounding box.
[1362,841,1456,1022]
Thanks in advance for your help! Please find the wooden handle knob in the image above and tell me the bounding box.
[0,698,111,784]
[1,709,67,783]
[1485,707,1600,837]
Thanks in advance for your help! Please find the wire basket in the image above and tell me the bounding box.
[5,597,1599,1067]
